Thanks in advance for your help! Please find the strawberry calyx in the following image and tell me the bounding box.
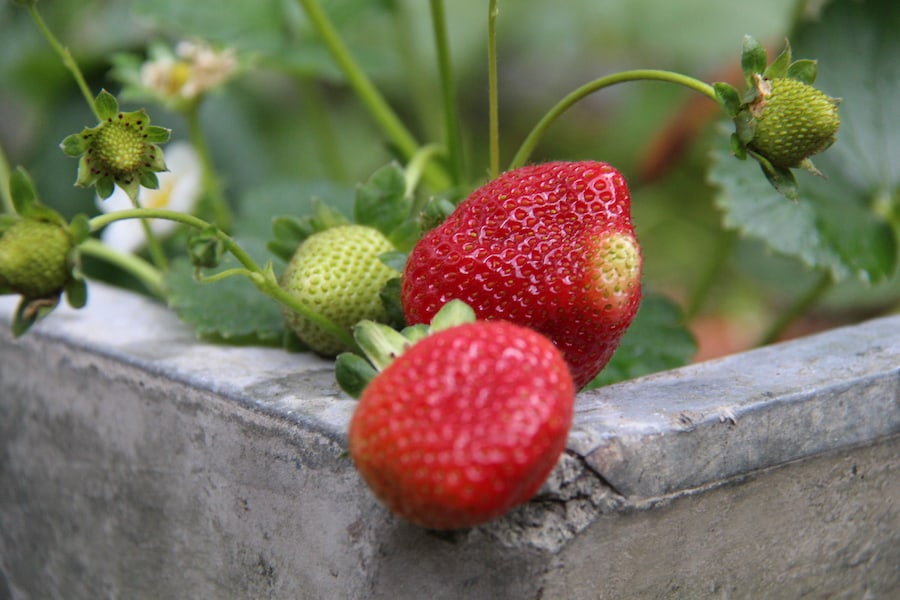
[335,299,475,398]
[714,36,841,200]
[60,90,171,201]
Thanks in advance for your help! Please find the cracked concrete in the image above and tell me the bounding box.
[1,283,898,598]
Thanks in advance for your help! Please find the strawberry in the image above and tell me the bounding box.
[401,161,642,389]
[280,224,399,356]
[348,318,575,530]
[0,218,74,299]
[747,76,840,170]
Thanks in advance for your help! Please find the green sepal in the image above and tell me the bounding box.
[140,170,160,190]
[59,133,88,157]
[65,276,88,309]
[418,196,456,232]
[741,35,767,85]
[378,276,406,330]
[763,40,792,80]
[730,133,748,160]
[9,167,37,216]
[733,109,757,145]
[400,323,429,344]
[145,125,172,143]
[427,298,476,333]
[387,216,422,253]
[188,227,226,269]
[334,352,379,399]
[95,176,116,200]
[787,59,818,85]
[750,149,799,201]
[68,214,91,244]
[377,251,407,272]
[353,319,412,372]
[354,162,410,237]
[713,82,742,117]
[95,90,119,120]
[12,295,60,338]
[9,167,66,225]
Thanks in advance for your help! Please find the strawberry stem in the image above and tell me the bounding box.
[509,69,718,170]
[295,0,451,191]
[487,0,501,179]
[78,238,167,299]
[0,142,13,215]
[88,208,359,351]
[27,4,101,122]
[430,0,464,186]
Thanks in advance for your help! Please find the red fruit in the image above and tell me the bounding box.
[402,161,642,389]
[348,320,575,530]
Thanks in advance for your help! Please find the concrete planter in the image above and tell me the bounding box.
[1,282,897,599]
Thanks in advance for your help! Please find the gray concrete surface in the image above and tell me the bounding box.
[1,283,898,599]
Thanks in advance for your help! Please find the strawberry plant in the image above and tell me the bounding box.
[1,0,897,528]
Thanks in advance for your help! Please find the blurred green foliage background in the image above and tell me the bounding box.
[1,0,896,360]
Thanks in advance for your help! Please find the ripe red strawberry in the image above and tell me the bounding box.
[348,319,575,530]
[401,161,642,389]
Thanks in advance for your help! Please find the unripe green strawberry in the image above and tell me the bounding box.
[280,224,399,356]
[349,319,575,530]
[748,77,840,169]
[0,218,73,299]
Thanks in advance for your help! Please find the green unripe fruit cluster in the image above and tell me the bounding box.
[0,219,73,299]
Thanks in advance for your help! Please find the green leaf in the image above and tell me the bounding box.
[378,276,406,330]
[164,237,286,343]
[95,90,119,120]
[334,352,378,399]
[763,40,791,79]
[585,294,697,389]
[740,35,767,84]
[68,214,91,244]
[353,162,411,237]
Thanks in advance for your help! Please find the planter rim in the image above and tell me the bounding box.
[2,282,898,500]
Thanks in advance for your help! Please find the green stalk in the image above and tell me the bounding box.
[78,238,167,299]
[758,270,833,346]
[185,105,234,230]
[295,0,450,190]
[87,208,358,351]
[0,142,13,215]
[487,0,500,178]
[300,78,349,182]
[429,0,464,185]
[509,69,718,170]
[28,4,101,121]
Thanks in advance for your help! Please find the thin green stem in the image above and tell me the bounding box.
[487,0,500,179]
[127,195,170,271]
[509,69,718,170]
[28,4,100,121]
[0,141,13,214]
[185,105,234,230]
[429,0,463,186]
[78,238,167,299]
[295,0,450,190]
[758,270,834,346]
[87,208,357,350]
[404,143,444,199]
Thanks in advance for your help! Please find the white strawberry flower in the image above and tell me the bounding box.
[96,141,202,254]
[140,40,237,104]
